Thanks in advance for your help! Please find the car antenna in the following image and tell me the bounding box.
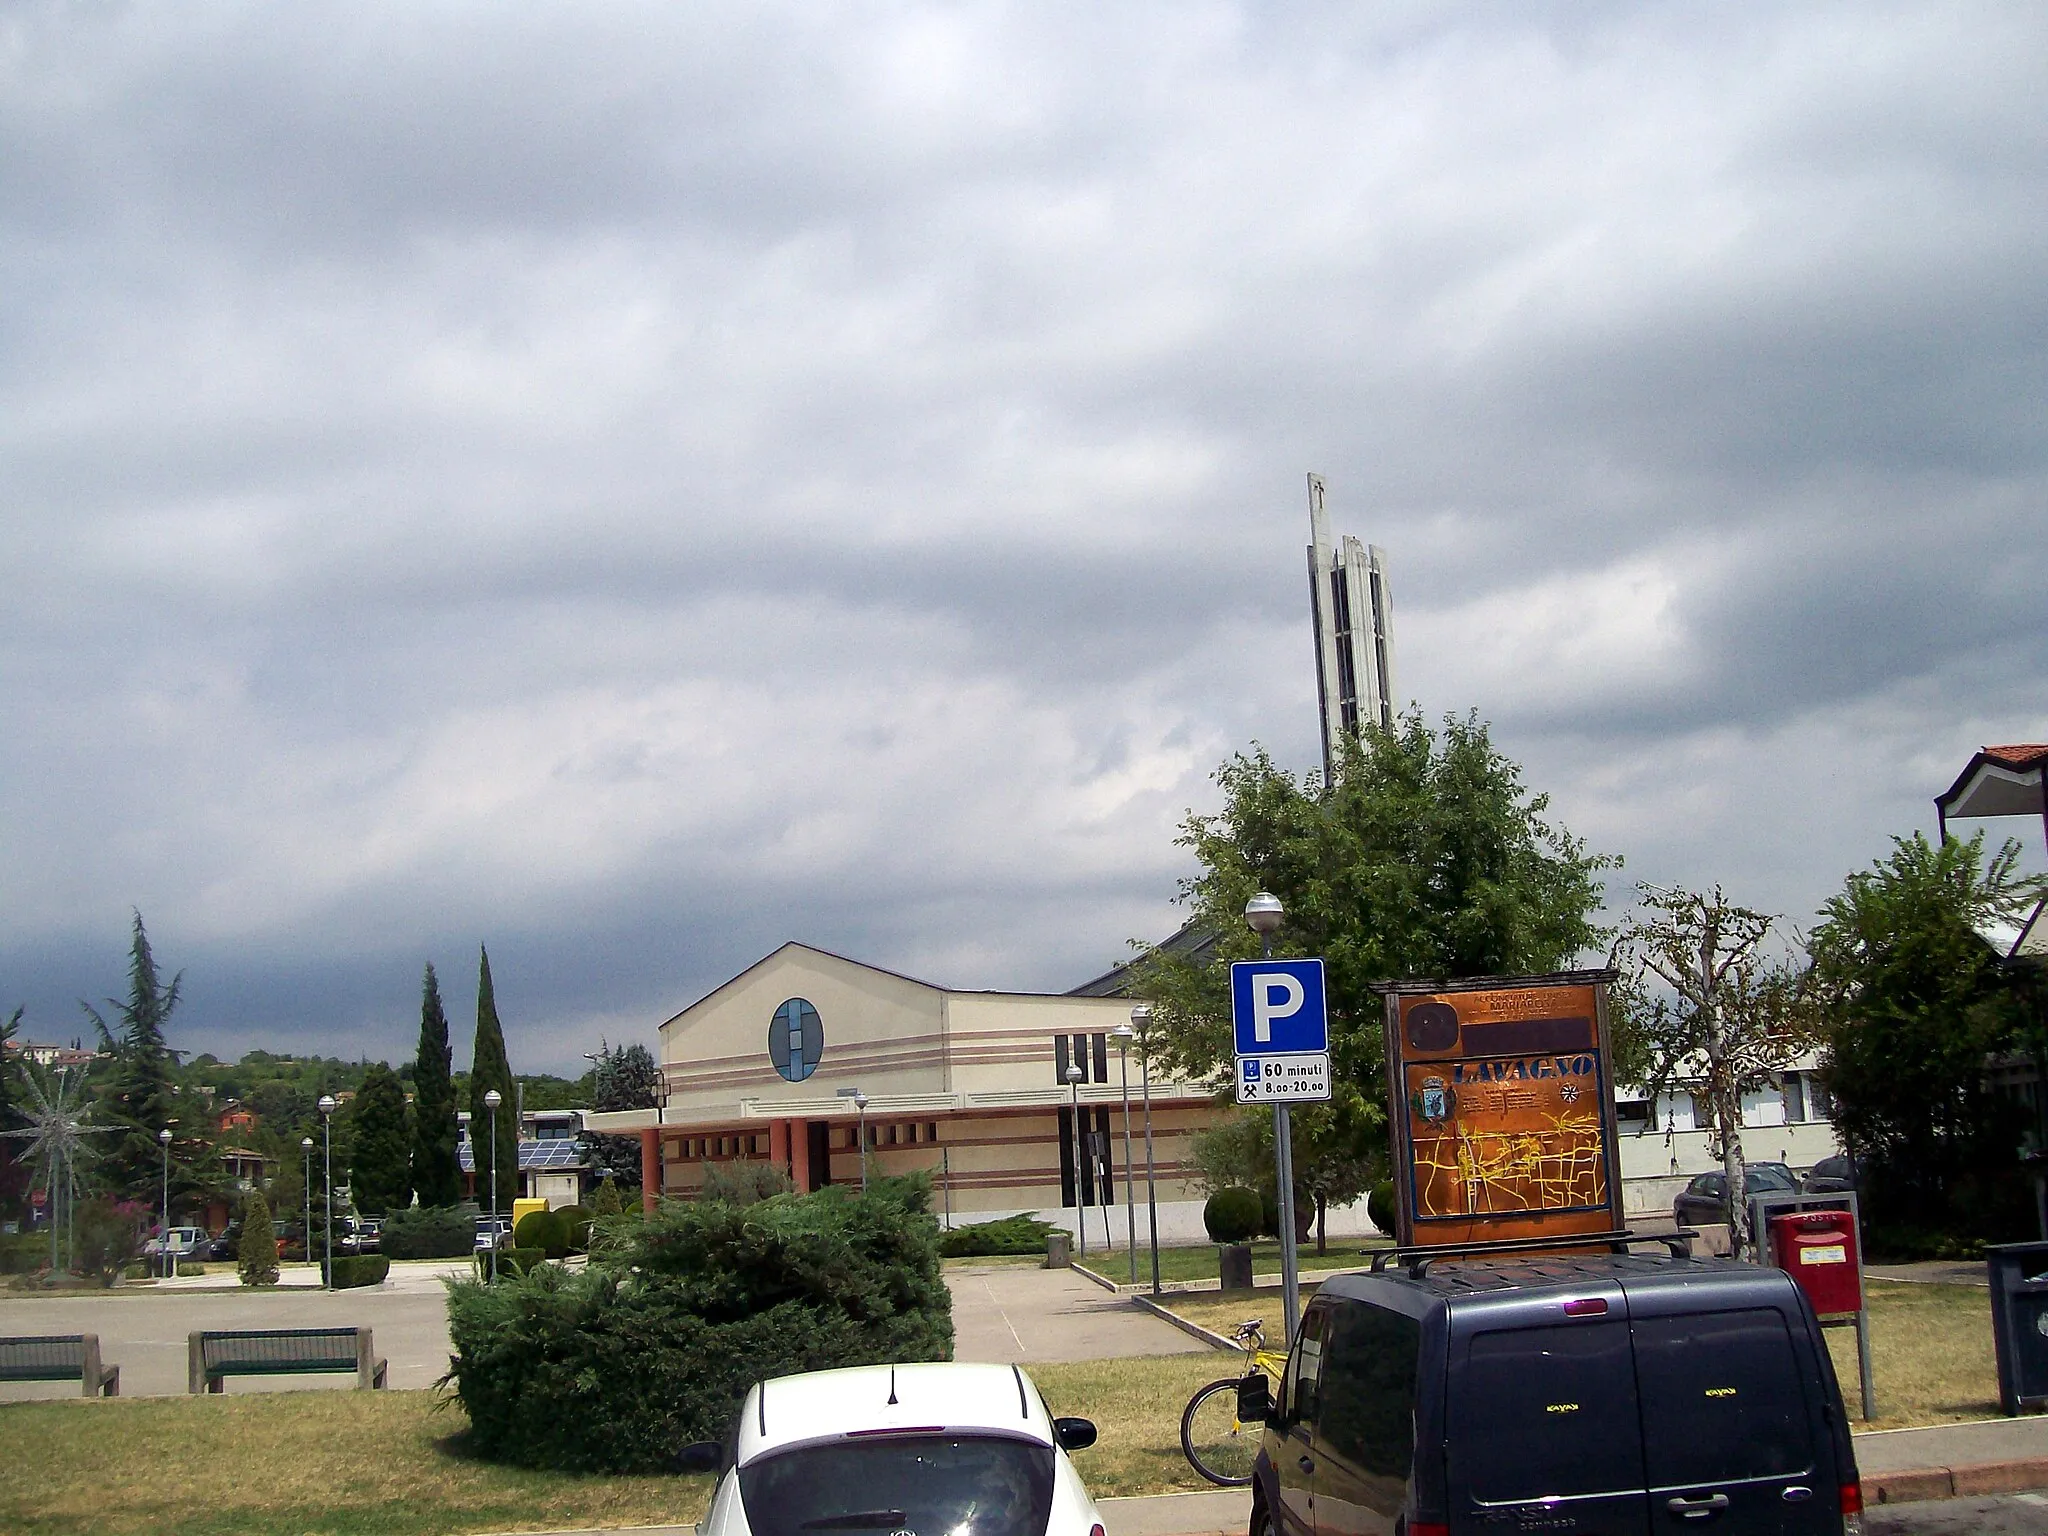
[887,1365,899,1406]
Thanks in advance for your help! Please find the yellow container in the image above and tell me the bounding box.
[511,1197,548,1233]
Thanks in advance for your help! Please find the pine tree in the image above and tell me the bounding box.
[348,1062,412,1216]
[409,964,461,1207]
[83,912,184,1202]
[238,1186,280,1287]
[469,946,519,1215]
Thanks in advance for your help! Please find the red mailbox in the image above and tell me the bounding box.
[1770,1209,1861,1318]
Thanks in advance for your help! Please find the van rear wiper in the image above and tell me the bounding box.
[801,1513,909,1529]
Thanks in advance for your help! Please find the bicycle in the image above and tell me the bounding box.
[1179,1318,1290,1487]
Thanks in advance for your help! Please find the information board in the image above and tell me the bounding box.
[1376,970,1622,1249]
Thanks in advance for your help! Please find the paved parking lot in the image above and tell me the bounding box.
[0,1259,1196,1398]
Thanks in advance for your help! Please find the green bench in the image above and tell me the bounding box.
[188,1327,387,1393]
[0,1333,120,1397]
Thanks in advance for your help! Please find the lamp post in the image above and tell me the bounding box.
[1112,1024,1138,1285]
[1245,892,1301,1345]
[1131,1003,1161,1293]
[317,1095,337,1291]
[1065,1064,1087,1255]
[301,1137,314,1273]
[158,1127,173,1279]
[484,1089,502,1280]
[852,1091,869,1192]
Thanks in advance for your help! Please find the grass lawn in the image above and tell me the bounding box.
[1148,1276,2003,1433]
[0,1356,1234,1535]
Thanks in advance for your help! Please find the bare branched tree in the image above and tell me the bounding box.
[1611,884,1817,1258]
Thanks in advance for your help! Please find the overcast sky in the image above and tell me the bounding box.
[4,3,2043,1076]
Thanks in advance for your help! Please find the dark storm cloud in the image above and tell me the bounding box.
[3,3,2044,1071]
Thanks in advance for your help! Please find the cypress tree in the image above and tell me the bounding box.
[83,912,183,1201]
[469,946,519,1215]
[349,1062,413,1216]
[409,964,461,1207]
[237,1186,280,1287]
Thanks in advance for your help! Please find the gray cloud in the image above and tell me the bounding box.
[3,2,2044,1072]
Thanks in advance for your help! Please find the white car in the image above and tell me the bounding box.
[684,1362,1107,1536]
[141,1225,208,1258]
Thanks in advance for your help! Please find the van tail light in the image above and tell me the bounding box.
[1408,1525,1449,1536]
[1562,1298,1608,1317]
[1090,1525,1106,1536]
[1840,1480,1863,1534]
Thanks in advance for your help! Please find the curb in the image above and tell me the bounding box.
[1867,1456,2048,1505]
[1132,1292,1237,1352]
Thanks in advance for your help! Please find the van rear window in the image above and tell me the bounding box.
[1454,1323,1644,1503]
[1633,1309,1813,1487]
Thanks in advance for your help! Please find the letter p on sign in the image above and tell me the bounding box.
[1230,959,1329,1057]
[1253,974,1304,1042]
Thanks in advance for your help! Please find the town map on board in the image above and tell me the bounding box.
[1404,1056,1609,1218]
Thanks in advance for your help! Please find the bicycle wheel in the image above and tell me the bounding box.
[1181,1377,1260,1487]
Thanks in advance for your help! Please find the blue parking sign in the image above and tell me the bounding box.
[1231,959,1329,1056]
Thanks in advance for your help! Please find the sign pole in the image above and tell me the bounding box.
[1262,930,1303,1348]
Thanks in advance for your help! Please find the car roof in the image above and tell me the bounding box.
[736,1362,1056,1466]
[1316,1251,1796,1315]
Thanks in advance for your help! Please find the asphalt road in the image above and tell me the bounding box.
[1869,1492,2048,1533]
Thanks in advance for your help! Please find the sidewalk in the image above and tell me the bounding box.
[1858,1416,2048,1504]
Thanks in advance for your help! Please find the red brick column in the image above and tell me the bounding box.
[768,1119,790,1177]
[640,1128,660,1214]
[791,1119,811,1192]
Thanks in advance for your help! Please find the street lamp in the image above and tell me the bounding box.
[1131,1003,1161,1294]
[1065,1064,1087,1255]
[1244,892,1301,1345]
[852,1091,869,1192]
[1111,1024,1138,1285]
[318,1095,337,1291]
[484,1089,503,1280]
[158,1128,173,1279]
[301,1137,314,1274]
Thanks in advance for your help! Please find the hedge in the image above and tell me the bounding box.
[382,1204,476,1260]
[938,1214,1057,1258]
[324,1255,389,1289]
[1205,1187,1262,1244]
[447,1174,952,1472]
[513,1209,570,1259]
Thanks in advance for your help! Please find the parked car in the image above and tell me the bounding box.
[1804,1154,1859,1195]
[1672,1160,1799,1228]
[1242,1250,1861,1536]
[473,1216,510,1253]
[682,1362,1103,1536]
[338,1217,383,1255]
[141,1225,208,1259]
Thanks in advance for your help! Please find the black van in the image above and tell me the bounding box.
[1245,1252,1862,1536]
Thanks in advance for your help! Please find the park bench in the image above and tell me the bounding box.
[0,1333,120,1397]
[187,1327,387,1394]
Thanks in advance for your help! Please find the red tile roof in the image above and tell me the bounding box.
[1983,745,2048,770]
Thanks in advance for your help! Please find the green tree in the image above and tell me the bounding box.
[584,1039,660,1188]
[348,1062,412,1216]
[83,913,186,1203]
[1810,830,2045,1237]
[1140,713,1614,1104]
[1610,884,1817,1258]
[238,1186,281,1286]
[410,963,462,1207]
[469,947,519,1215]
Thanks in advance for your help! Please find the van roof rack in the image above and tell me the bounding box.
[1367,1228,1698,1278]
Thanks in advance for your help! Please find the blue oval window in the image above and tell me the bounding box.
[769,998,824,1082]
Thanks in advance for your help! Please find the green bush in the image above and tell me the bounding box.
[487,1246,545,1278]
[1205,1187,1262,1244]
[239,1189,281,1287]
[514,1209,570,1259]
[0,1232,49,1276]
[556,1204,594,1253]
[591,1177,625,1218]
[324,1255,390,1289]
[1367,1180,1396,1237]
[698,1160,794,1205]
[381,1204,475,1259]
[448,1174,952,1472]
[938,1214,1058,1258]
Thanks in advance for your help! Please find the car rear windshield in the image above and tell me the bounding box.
[1634,1309,1814,1488]
[1453,1322,1644,1503]
[1747,1165,1796,1191]
[739,1434,1054,1536]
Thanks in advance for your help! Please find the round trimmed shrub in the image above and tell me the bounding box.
[556,1205,594,1253]
[514,1209,570,1259]
[1366,1180,1395,1236]
[1204,1187,1262,1244]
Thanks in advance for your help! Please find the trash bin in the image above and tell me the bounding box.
[1768,1210,1861,1319]
[1986,1241,2048,1414]
[1045,1230,1071,1268]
